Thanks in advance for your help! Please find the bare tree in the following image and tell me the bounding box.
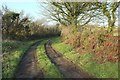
[94,2,120,32]
[42,2,99,32]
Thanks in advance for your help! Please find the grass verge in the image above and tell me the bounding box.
[2,40,39,78]
[52,37,118,78]
[36,39,63,78]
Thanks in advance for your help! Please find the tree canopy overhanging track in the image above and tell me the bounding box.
[45,40,95,78]
[14,41,44,79]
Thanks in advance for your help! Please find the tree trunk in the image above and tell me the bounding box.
[107,14,116,33]
[107,18,112,32]
[72,15,78,34]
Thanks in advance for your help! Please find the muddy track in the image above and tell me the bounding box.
[45,40,94,78]
[14,40,44,79]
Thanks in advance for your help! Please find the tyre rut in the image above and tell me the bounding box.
[45,40,95,78]
[14,40,44,79]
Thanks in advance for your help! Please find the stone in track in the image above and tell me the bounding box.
[14,41,44,79]
[45,40,95,78]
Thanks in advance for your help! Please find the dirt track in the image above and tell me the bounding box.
[45,40,94,78]
[14,41,44,79]
[14,40,94,79]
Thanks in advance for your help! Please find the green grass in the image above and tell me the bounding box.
[52,37,118,78]
[2,40,39,78]
[2,37,118,78]
[36,39,63,78]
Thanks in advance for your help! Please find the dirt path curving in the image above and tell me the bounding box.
[45,40,95,78]
[14,41,44,79]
